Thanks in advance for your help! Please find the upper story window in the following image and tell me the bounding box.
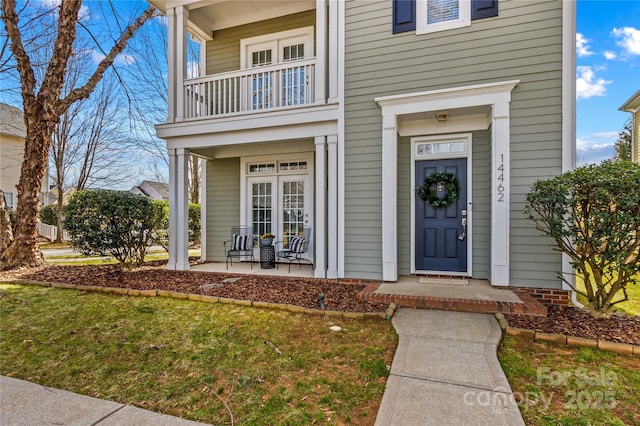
[393,0,498,35]
[418,0,470,34]
[240,27,314,69]
[4,192,14,210]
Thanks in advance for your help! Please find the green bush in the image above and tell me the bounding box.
[152,201,201,247]
[64,190,165,270]
[39,204,58,226]
[189,203,201,245]
[525,161,640,318]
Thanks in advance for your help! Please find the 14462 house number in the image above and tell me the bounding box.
[497,154,505,202]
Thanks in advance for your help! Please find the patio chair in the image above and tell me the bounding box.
[223,226,254,269]
[276,226,313,272]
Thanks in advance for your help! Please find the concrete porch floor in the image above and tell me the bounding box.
[190,261,315,278]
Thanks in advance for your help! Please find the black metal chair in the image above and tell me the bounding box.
[223,226,254,269]
[276,226,313,272]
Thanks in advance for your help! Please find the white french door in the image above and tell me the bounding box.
[246,172,313,260]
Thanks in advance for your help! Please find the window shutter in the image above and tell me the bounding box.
[471,0,498,20]
[393,0,416,34]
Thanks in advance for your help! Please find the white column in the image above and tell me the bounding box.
[167,148,178,269]
[315,0,327,104]
[175,6,188,122]
[176,148,190,270]
[381,115,398,281]
[314,136,327,278]
[200,159,207,262]
[491,102,510,286]
[166,8,176,123]
[327,134,339,279]
[327,0,339,103]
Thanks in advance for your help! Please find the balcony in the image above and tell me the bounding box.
[183,59,316,120]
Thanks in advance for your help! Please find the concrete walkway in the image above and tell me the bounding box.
[0,376,208,426]
[375,309,525,425]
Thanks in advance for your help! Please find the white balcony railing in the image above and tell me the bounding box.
[183,59,316,120]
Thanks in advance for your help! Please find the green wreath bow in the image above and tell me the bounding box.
[417,172,460,208]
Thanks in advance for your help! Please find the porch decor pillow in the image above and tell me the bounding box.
[231,234,251,251]
[289,236,306,253]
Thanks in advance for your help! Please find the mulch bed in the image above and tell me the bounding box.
[2,261,639,346]
[504,305,640,346]
[0,262,387,313]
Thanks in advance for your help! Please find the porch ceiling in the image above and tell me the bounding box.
[191,138,315,160]
[150,0,315,33]
[397,105,492,137]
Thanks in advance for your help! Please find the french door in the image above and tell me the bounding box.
[246,174,312,259]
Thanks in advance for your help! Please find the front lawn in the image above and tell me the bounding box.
[0,284,397,425]
[499,335,640,425]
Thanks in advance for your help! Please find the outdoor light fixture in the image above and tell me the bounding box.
[435,111,449,121]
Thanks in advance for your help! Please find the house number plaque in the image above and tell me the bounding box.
[497,153,505,202]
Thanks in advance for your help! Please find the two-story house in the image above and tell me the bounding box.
[620,89,639,163]
[152,0,576,298]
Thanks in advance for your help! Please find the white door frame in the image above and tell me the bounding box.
[240,152,315,260]
[410,134,473,276]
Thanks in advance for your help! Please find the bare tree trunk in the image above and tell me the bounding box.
[0,110,54,268]
[189,156,200,204]
[0,191,13,253]
[0,0,158,270]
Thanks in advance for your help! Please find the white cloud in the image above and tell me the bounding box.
[40,0,90,21]
[576,133,616,165]
[90,51,136,66]
[604,51,617,60]
[576,66,610,99]
[576,33,594,57]
[612,27,640,56]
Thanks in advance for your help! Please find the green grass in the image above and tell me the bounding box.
[499,335,640,425]
[575,271,640,316]
[46,250,200,265]
[0,284,397,425]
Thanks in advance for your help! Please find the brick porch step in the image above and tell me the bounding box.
[356,282,547,316]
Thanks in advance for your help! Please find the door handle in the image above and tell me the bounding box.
[458,217,467,241]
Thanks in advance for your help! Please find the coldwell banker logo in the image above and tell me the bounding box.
[463,367,618,414]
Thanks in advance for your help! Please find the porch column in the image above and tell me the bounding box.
[168,149,177,269]
[175,6,188,122]
[327,0,339,103]
[315,0,327,104]
[169,147,190,271]
[327,134,339,279]
[200,159,207,262]
[381,114,398,281]
[314,136,327,278]
[491,102,510,286]
[166,8,176,123]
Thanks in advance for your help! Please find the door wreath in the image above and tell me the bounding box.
[417,172,459,208]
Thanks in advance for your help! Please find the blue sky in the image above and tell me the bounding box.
[576,0,640,165]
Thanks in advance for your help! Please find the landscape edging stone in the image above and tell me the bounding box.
[494,313,638,357]
[4,280,386,321]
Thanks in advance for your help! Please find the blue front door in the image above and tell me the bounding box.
[415,158,467,272]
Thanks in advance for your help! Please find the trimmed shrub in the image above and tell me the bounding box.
[64,190,165,270]
[39,204,58,226]
[525,161,640,318]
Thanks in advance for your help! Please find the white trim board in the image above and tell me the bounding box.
[376,80,518,284]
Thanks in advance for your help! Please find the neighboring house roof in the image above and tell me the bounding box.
[619,89,640,163]
[619,89,640,112]
[0,103,27,139]
[130,180,169,200]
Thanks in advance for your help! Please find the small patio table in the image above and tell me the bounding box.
[260,243,275,269]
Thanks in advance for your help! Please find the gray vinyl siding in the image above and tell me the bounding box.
[205,158,240,261]
[344,0,563,287]
[205,10,315,76]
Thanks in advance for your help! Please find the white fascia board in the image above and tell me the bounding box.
[375,80,520,113]
[157,103,339,139]
[165,121,338,150]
